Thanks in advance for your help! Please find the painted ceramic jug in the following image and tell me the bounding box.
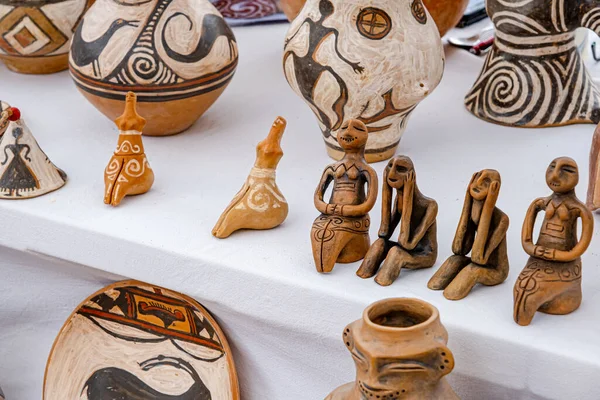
[283,0,444,162]
[465,0,600,127]
[0,0,93,74]
[326,298,459,400]
[69,0,238,136]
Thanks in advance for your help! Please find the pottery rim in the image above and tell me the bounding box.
[363,297,439,333]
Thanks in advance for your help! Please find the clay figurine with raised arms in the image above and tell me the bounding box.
[311,119,378,273]
[514,157,594,326]
[428,170,509,300]
[357,156,438,286]
[213,117,289,238]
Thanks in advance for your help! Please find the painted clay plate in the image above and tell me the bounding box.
[44,280,239,399]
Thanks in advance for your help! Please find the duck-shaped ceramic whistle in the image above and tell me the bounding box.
[212,117,289,238]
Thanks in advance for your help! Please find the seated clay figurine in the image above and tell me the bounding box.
[0,107,67,199]
[357,156,438,286]
[311,119,378,273]
[104,92,154,206]
[428,170,509,300]
[589,123,600,211]
[0,101,10,137]
[514,157,594,326]
[213,117,289,238]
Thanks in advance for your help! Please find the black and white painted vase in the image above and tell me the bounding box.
[69,0,238,135]
[283,0,444,162]
[465,0,600,127]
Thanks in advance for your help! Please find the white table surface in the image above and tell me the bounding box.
[1,22,600,400]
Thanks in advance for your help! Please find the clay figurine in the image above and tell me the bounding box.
[0,108,67,199]
[213,117,288,238]
[283,0,444,162]
[428,170,509,300]
[44,280,240,399]
[69,0,238,135]
[0,101,10,137]
[312,119,378,272]
[465,0,600,127]
[588,123,600,211]
[326,298,459,400]
[357,156,438,286]
[514,157,594,326]
[104,92,154,207]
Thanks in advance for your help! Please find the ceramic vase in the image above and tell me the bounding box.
[283,0,444,163]
[0,0,93,74]
[327,298,459,399]
[69,0,238,136]
[465,0,600,127]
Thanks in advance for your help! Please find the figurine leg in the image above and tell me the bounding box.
[374,246,412,286]
[338,233,370,263]
[312,229,352,273]
[443,263,507,301]
[427,255,470,291]
[356,238,392,279]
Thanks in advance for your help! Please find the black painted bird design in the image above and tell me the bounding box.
[71,18,139,78]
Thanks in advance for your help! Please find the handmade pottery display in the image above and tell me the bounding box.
[283,0,444,162]
[104,92,154,206]
[311,119,378,272]
[589,123,600,211]
[44,280,240,399]
[0,108,67,199]
[428,170,509,300]
[213,117,288,238]
[279,0,467,36]
[0,0,93,74]
[69,0,238,136]
[357,156,438,286]
[465,0,600,127]
[514,157,594,326]
[0,101,11,137]
[326,298,459,400]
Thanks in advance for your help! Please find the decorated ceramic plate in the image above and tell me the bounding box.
[44,280,239,400]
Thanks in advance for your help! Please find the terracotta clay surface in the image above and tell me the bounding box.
[312,120,378,272]
[514,157,594,326]
[69,0,238,135]
[428,170,509,300]
[357,156,438,286]
[0,0,93,74]
[44,280,240,400]
[213,117,289,238]
[465,0,600,127]
[589,123,600,211]
[104,92,154,206]
[283,0,444,162]
[326,298,459,400]
[0,110,67,199]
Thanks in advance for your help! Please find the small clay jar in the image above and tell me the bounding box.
[326,298,459,400]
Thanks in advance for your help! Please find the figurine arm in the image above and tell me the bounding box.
[551,206,594,262]
[314,168,334,214]
[474,212,509,265]
[22,144,32,162]
[452,174,476,255]
[333,32,363,73]
[402,200,438,250]
[378,166,398,238]
[285,19,310,46]
[471,181,500,263]
[521,197,546,257]
[588,125,600,207]
[0,146,10,165]
[340,169,378,217]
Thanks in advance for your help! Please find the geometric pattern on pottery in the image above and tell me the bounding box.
[211,0,279,19]
[0,0,92,57]
[44,281,239,400]
[283,0,443,158]
[465,0,600,127]
[69,0,238,102]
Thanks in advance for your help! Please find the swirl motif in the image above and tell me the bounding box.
[105,158,121,180]
[116,140,142,154]
[212,0,278,19]
[123,157,148,178]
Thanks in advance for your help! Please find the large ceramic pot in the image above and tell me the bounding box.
[278,0,467,36]
[326,298,459,400]
[69,0,238,136]
[0,0,93,74]
[283,0,444,162]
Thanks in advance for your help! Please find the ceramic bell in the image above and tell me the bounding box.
[326,298,459,400]
[283,0,444,162]
[0,0,93,74]
[465,0,600,127]
[104,92,154,206]
[514,157,594,326]
[589,123,600,211]
[69,0,238,135]
[213,117,288,238]
[0,108,67,199]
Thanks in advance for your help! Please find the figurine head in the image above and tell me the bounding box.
[469,169,501,201]
[343,298,455,398]
[546,157,579,194]
[318,0,334,18]
[337,120,368,153]
[385,156,414,190]
[11,127,23,139]
[255,116,286,169]
[115,92,146,132]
